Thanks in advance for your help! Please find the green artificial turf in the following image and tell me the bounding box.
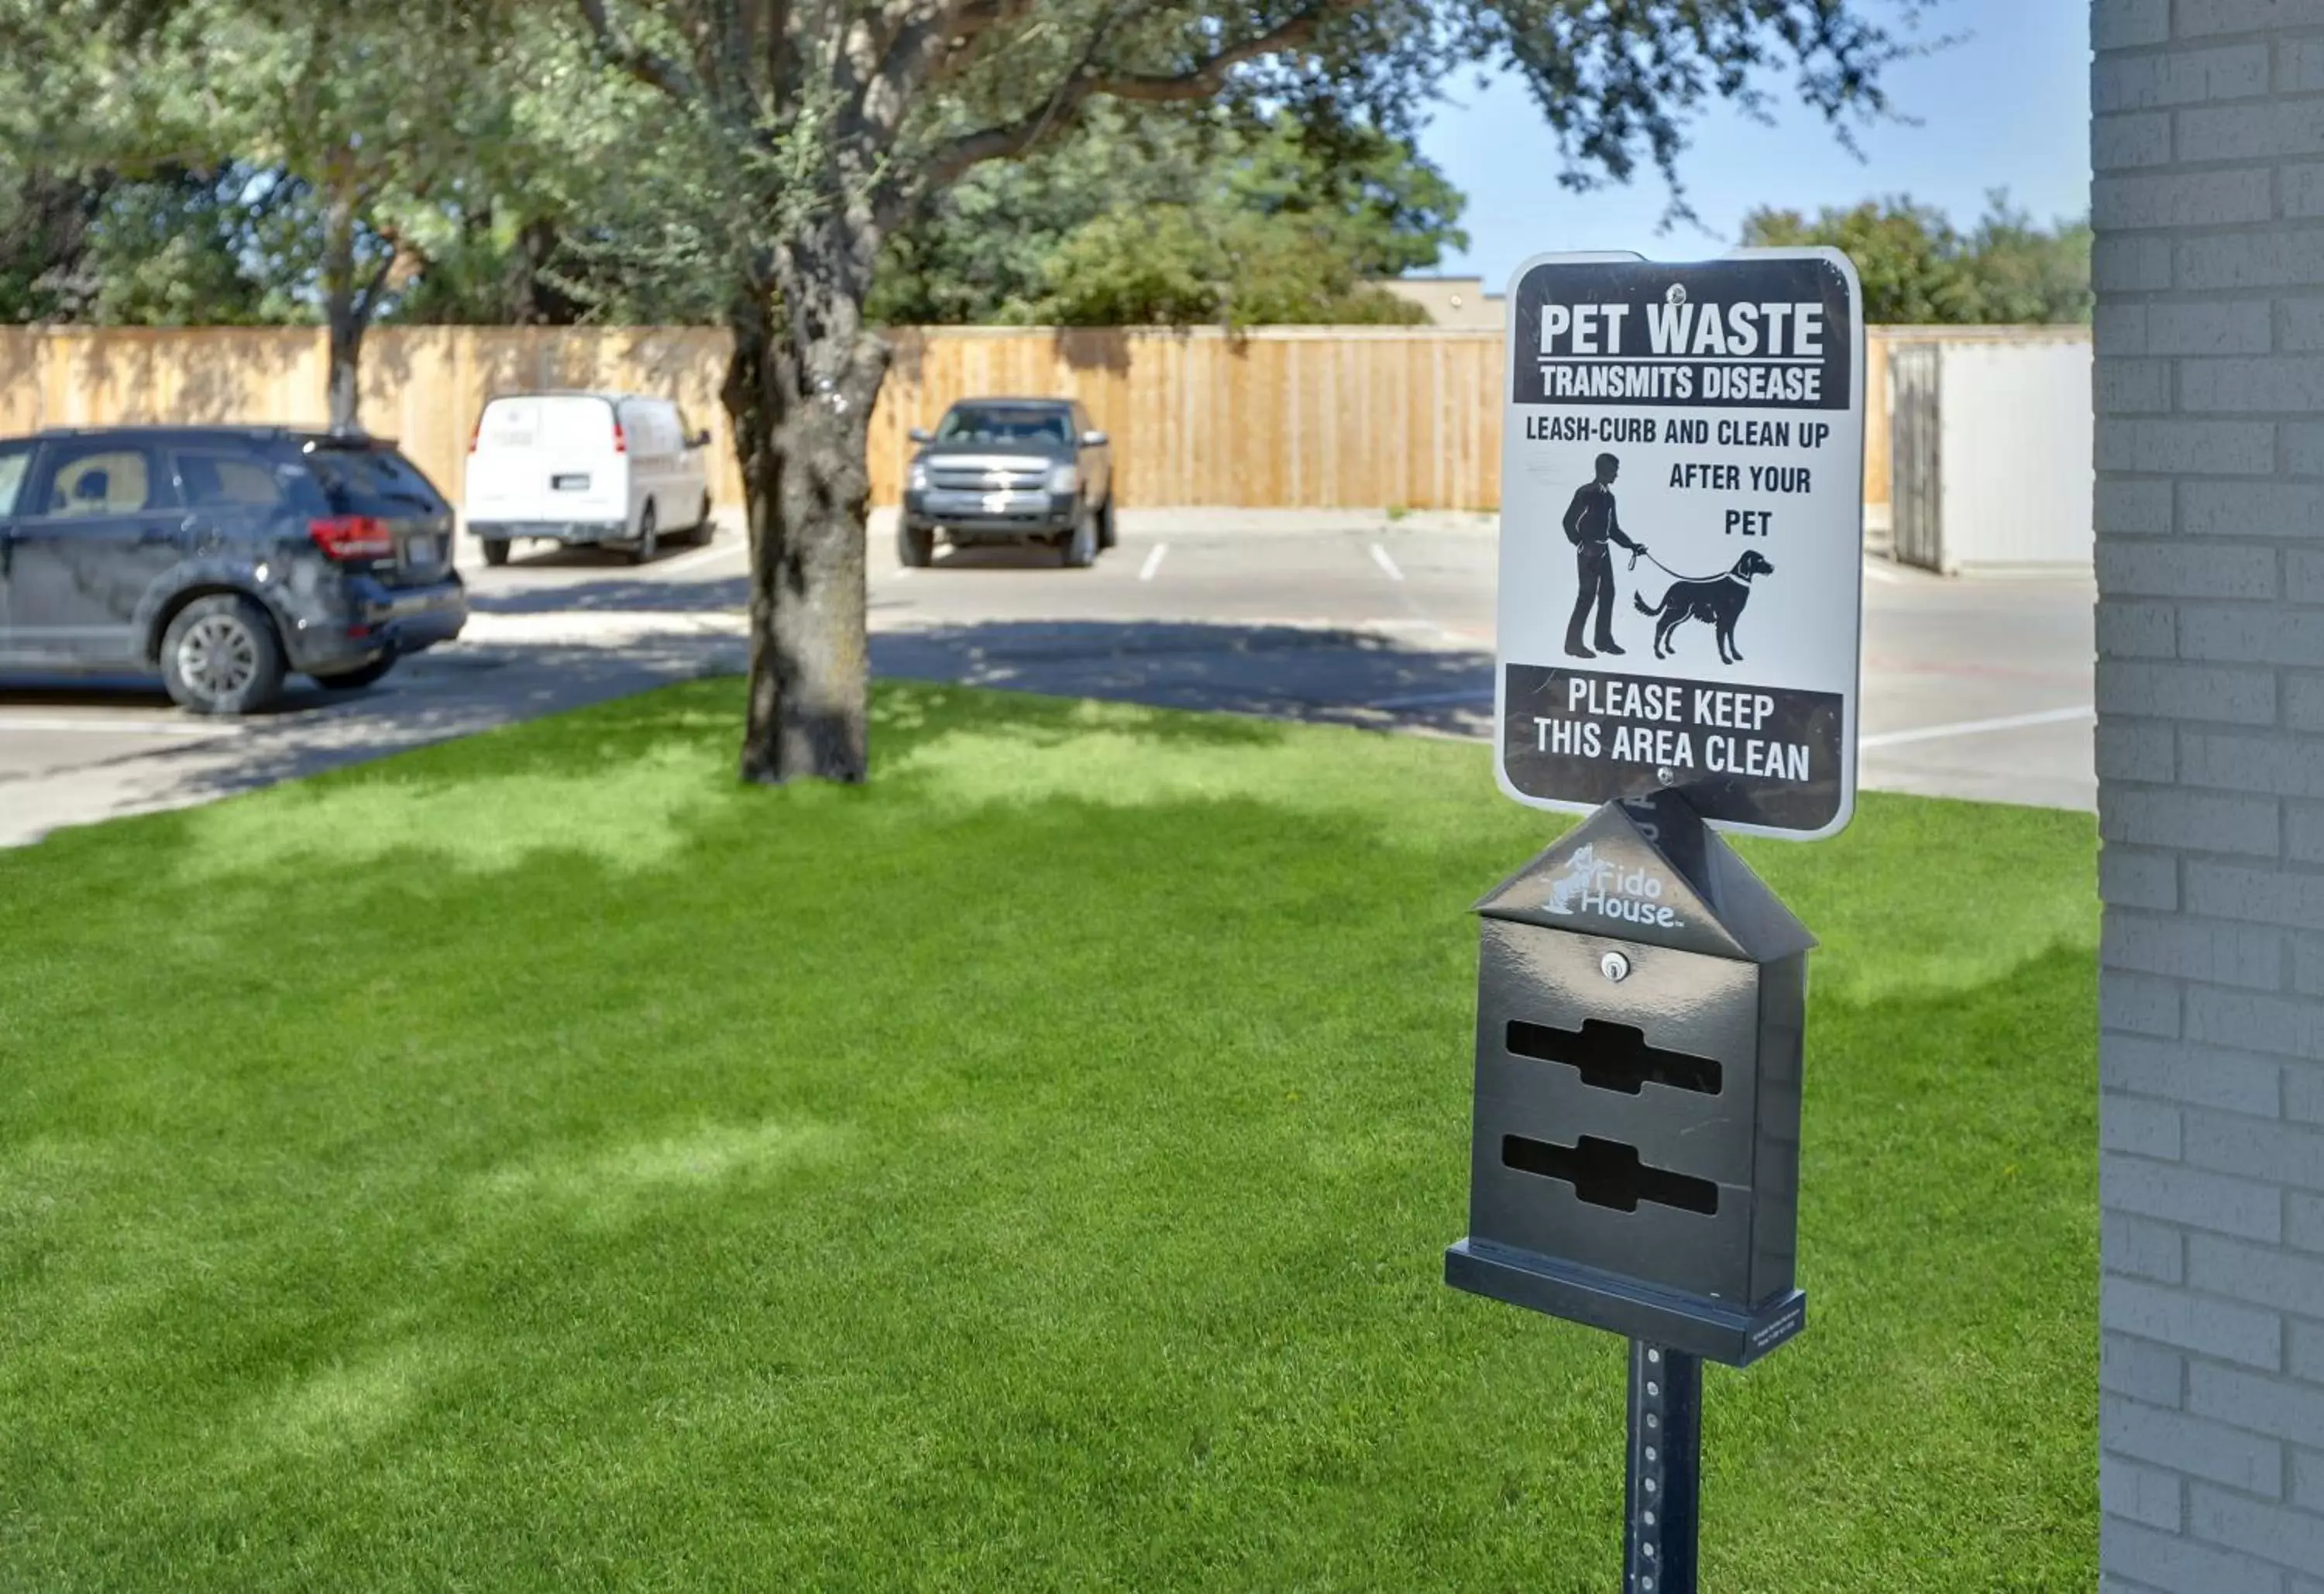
[0,682,2099,1592]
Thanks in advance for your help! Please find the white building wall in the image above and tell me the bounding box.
[1938,339,2097,572]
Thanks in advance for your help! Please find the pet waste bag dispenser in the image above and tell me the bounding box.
[1445,788,1815,1366]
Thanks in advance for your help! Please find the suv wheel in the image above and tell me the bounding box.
[161,595,285,716]
[1096,498,1117,550]
[1059,504,1096,569]
[899,522,935,568]
[481,538,511,567]
[629,503,658,565]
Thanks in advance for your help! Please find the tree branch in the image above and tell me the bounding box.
[572,0,703,104]
[911,0,1360,195]
[856,0,1029,145]
[350,239,401,330]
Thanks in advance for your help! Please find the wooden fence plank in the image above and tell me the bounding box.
[0,323,2083,512]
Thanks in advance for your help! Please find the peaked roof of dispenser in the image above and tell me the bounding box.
[1474,789,1817,962]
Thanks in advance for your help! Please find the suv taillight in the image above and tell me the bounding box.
[310,514,395,561]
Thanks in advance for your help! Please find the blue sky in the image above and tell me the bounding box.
[1415,1,2092,290]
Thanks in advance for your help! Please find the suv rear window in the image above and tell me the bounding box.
[304,445,448,517]
[0,444,29,517]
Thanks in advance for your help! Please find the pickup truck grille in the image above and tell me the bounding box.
[928,462,1047,493]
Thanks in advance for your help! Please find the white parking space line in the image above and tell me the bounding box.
[1370,687,1494,709]
[0,714,236,737]
[652,538,748,576]
[1138,543,1170,582]
[1862,558,1903,585]
[1370,543,1405,582]
[1860,704,2092,750]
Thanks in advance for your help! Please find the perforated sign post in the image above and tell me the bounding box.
[1448,249,1864,1594]
[1493,248,1865,840]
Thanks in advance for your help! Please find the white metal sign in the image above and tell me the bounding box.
[1494,249,1866,840]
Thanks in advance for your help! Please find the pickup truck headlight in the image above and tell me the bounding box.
[1047,463,1080,494]
[909,462,930,493]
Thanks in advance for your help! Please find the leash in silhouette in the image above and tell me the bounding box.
[1628,548,1776,665]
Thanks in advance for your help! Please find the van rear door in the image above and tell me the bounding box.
[467,396,629,531]
[465,396,545,523]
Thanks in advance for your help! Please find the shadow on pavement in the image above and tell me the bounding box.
[0,637,737,843]
[467,572,751,616]
[5,617,1489,846]
[870,619,1493,741]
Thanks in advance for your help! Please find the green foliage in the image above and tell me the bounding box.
[0,680,2099,1591]
[81,171,275,325]
[1741,193,2093,325]
[0,168,109,323]
[869,108,1463,328]
[1037,206,1429,327]
[0,1,1928,340]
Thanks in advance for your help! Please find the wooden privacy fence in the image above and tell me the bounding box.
[0,322,2084,513]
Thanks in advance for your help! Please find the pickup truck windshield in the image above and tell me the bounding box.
[936,407,1071,446]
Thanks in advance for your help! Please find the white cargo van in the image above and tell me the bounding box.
[463,392,713,565]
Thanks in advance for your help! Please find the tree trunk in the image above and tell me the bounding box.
[724,277,892,786]
[321,157,363,433]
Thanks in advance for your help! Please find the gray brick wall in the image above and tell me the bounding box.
[2097,4,2324,1589]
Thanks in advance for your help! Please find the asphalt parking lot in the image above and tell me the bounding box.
[0,509,2094,847]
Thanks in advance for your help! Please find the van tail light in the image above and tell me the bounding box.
[612,421,627,454]
[468,416,482,454]
[310,515,396,562]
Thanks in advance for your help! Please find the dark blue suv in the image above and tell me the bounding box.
[0,426,467,713]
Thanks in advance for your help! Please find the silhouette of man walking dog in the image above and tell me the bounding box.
[1560,450,1778,667]
[1561,452,1645,658]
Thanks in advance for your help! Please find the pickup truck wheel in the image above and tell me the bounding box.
[899,522,935,568]
[1096,498,1116,550]
[161,595,285,716]
[1059,505,1096,569]
[481,538,511,567]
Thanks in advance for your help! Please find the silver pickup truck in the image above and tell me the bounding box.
[899,397,1116,569]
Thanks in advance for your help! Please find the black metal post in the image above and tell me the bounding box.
[1624,1339,1702,1594]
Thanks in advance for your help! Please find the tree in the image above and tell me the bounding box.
[1740,192,2092,325]
[869,105,1464,327]
[548,0,1918,788]
[86,0,527,426]
[1957,196,2094,325]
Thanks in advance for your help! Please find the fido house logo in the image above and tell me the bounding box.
[1542,843,1685,930]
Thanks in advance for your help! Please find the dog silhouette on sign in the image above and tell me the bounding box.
[1633,550,1776,665]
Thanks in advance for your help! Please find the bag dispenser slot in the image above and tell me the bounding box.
[1502,1133,1721,1216]
[1506,1017,1724,1097]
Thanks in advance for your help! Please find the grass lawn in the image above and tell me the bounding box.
[0,682,2098,1592]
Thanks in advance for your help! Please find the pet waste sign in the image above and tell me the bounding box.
[1494,249,1866,839]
